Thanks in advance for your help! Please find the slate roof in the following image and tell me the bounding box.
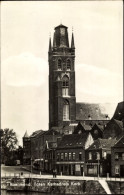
[43,129,60,136]
[76,102,111,120]
[113,135,124,148]
[57,132,89,149]
[87,138,117,150]
[30,130,44,138]
[81,123,92,131]
[113,101,124,121]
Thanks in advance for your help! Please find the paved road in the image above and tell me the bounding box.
[1,165,124,182]
[1,165,31,176]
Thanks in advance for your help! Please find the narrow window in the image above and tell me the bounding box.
[67,59,71,70]
[89,152,92,160]
[58,59,62,70]
[57,153,60,161]
[79,152,82,160]
[61,153,64,161]
[103,151,107,159]
[73,152,76,160]
[115,165,119,174]
[63,100,69,121]
[96,152,100,160]
[69,153,72,160]
[65,153,68,161]
[62,75,69,96]
[115,153,119,160]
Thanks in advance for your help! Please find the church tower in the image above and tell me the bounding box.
[49,24,76,130]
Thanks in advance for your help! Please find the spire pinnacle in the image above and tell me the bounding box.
[53,32,57,47]
[71,31,75,49]
[49,36,52,52]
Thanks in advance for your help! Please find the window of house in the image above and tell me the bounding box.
[96,152,100,160]
[115,165,119,174]
[115,153,119,160]
[65,153,68,160]
[61,153,64,160]
[88,152,92,160]
[79,152,82,160]
[69,153,71,160]
[94,130,98,135]
[122,153,124,160]
[103,151,107,159]
[73,152,76,160]
[57,153,60,161]
[63,100,69,121]
[62,75,69,96]
[58,59,62,70]
[66,59,71,70]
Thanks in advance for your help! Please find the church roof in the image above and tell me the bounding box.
[57,132,89,149]
[113,101,124,121]
[76,102,111,120]
[87,138,117,150]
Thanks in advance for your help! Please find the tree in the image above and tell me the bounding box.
[1,128,18,164]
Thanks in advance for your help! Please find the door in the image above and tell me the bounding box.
[120,165,124,177]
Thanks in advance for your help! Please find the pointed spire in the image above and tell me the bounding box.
[49,35,52,52]
[53,32,57,47]
[23,130,29,138]
[71,32,75,49]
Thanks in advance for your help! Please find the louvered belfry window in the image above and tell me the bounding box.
[62,75,69,96]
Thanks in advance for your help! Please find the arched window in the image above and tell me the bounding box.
[63,100,69,121]
[58,59,62,70]
[66,59,71,70]
[62,75,69,96]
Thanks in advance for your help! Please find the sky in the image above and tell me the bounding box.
[1,1,123,145]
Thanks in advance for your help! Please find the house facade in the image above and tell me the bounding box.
[111,135,124,177]
[55,133,94,176]
[85,138,117,177]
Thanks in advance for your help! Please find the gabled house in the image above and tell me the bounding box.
[111,135,124,177]
[85,138,117,177]
[103,118,123,139]
[55,132,94,176]
[90,123,104,140]
[43,141,58,173]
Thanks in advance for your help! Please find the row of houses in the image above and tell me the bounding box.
[23,101,124,177]
[43,133,124,177]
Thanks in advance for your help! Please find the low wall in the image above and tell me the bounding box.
[107,181,124,194]
[1,177,106,194]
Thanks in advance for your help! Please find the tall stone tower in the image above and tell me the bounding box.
[49,24,76,130]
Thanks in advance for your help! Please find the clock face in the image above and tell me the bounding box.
[60,28,65,35]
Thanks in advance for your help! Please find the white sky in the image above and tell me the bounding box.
[1,1,123,145]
